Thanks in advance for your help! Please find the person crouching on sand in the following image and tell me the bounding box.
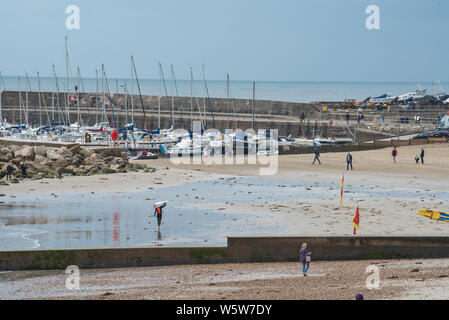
[299,243,312,276]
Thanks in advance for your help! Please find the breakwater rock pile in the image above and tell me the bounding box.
[0,145,151,184]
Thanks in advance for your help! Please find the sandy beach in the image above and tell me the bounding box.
[2,258,449,300]
[1,143,448,239]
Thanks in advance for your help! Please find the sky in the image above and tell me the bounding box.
[0,0,448,82]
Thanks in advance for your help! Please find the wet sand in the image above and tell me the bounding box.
[2,258,449,300]
[1,143,449,241]
[145,143,449,236]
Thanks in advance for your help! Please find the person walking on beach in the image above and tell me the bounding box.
[299,243,312,276]
[346,152,353,170]
[391,146,398,163]
[20,162,27,179]
[312,148,321,165]
[346,113,350,124]
[6,163,13,181]
[154,206,163,229]
[420,148,425,165]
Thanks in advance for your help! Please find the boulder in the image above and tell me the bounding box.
[46,149,61,161]
[79,148,94,158]
[34,154,47,163]
[16,146,35,160]
[33,146,47,157]
[71,154,84,166]
[88,153,102,164]
[69,145,81,155]
[54,157,70,168]
[0,147,11,155]
[57,146,73,159]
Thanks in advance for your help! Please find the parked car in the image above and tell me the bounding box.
[412,131,433,139]
[431,127,449,138]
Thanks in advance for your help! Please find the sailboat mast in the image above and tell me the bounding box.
[158,65,161,129]
[130,56,135,127]
[102,64,106,123]
[51,68,55,123]
[25,73,29,127]
[252,81,255,130]
[65,36,70,125]
[202,64,216,129]
[226,74,230,130]
[76,67,81,126]
[95,69,99,124]
[18,77,22,125]
[37,72,42,128]
[124,83,128,125]
[170,65,175,129]
[116,79,119,128]
[190,66,193,131]
[202,64,207,129]
[159,63,173,128]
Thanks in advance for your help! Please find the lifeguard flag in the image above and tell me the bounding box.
[353,206,360,235]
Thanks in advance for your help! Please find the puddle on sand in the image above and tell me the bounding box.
[1,176,448,250]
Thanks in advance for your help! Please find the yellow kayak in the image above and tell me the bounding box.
[418,209,449,222]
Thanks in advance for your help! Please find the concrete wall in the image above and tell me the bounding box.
[279,139,446,155]
[0,138,78,148]
[227,236,449,262]
[3,236,449,271]
[0,247,229,271]
[1,90,319,119]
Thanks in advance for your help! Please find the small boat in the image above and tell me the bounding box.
[129,149,159,160]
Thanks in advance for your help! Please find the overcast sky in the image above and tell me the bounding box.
[0,0,448,82]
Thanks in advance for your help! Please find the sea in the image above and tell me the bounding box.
[1,76,447,103]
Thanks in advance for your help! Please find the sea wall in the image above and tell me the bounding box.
[1,90,318,119]
[227,236,449,262]
[2,236,449,271]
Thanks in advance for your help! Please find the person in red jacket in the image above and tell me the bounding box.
[392,146,398,163]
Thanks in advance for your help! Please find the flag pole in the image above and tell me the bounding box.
[340,172,344,205]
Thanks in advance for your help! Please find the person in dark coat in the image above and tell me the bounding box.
[346,152,353,170]
[20,162,27,179]
[420,148,424,165]
[6,163,13,181]
[299,243,312,276]
[312,148,321,165]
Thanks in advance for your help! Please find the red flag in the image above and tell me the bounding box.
[353,206,360,235]
[340,173,344,205]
